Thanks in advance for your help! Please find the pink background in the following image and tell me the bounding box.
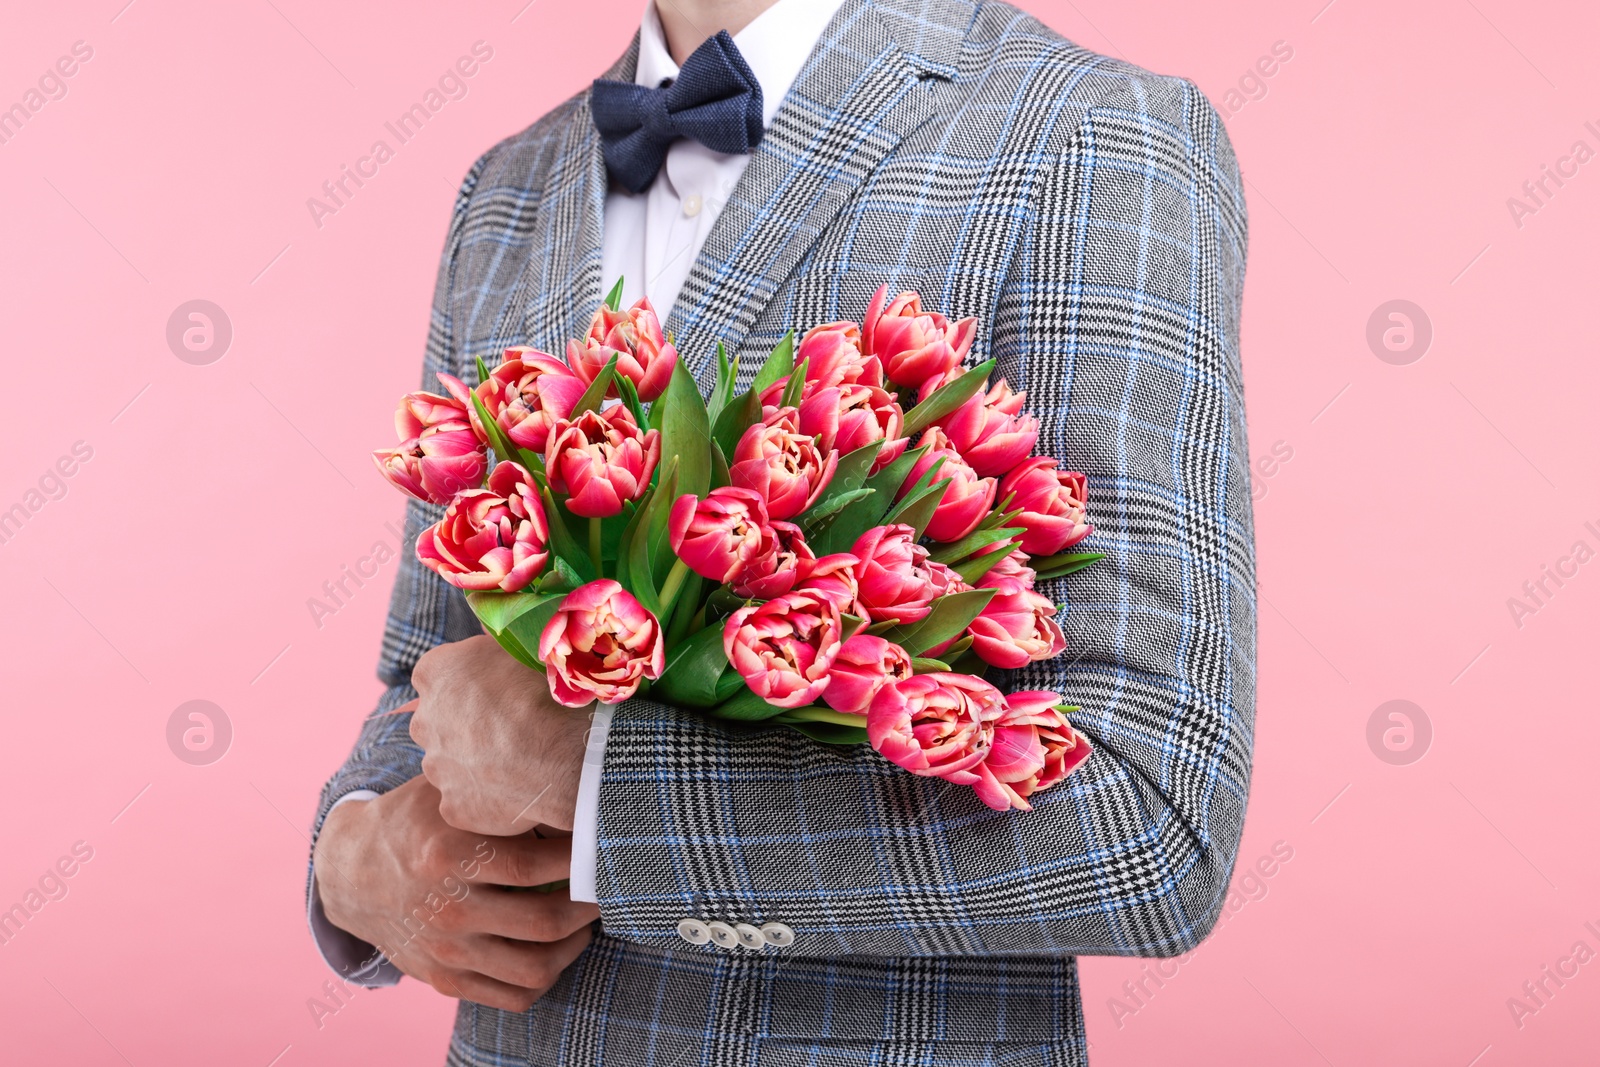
[2,0,1596,1063]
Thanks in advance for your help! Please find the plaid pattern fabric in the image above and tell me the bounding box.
[311,0,1253,1062]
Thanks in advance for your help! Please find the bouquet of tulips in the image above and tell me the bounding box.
[372,279,1102,811]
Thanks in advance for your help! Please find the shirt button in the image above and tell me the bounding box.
[677,918,710,945]
[707,920,738,948]
[735,923,766,950]
[682,194,703,218]
[760,922,795,947]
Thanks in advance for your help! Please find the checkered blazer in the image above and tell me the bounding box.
[311,1,1254,1062]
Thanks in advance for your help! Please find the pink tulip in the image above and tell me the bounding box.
[863,284,976,389]
[998,458,1093,556]
[539,579,664,707]
[937,377,1040,477]
[901,428,997,544]
[414,462,549,592]
[984,377,1027,416]
[470,350,586,455]
[723,591,846,709]
[544,404,660,519]
[796,321,883,389]
[795,552,866,620]
[669,487,772,584]
[732,520,814,600]
[966,567,1066,669]
[849,524,938,624]
[822,634,914,716]
[971,691,1092,811]
[730,406,838,520]
[372,375,488,506]
[981,547,1036,586]
[566,297,678,402]
[799,382,907,472]
[867,672,1004,785]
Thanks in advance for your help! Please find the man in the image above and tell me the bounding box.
[309,0,1255,1063]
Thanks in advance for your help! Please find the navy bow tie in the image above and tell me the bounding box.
[592,30,764,194]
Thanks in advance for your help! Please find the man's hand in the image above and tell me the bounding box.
[314,776,599,1013]
[408,634,593,835]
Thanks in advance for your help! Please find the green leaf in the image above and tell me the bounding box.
[927,526,1024,564]
[709,341,735,424]
[616,375,648,429]
[612,484,651,597]
[1032,551,1106,580]
[652,622,730,707]
[884,477,950,540]
[656,365,712,492]
[953,547,1017,586]
[977,494,1019,529]
[947,650,988,677]
[714,666,746,702]
[486,629,541,670]
[706,586,749,619]
[503,595,567,664]
[465,590,562,635]
[800,487,875,539]
[910,656,950,673]
[805,442,879,514]
[626,462,676,616]
[780,720,869,745]
[653,365,711,572]
[571,353,619,417]
[711,387,760,460]
[710,686,789,721]
[603,276,624,311]
[940,635,974,659]
[778,357,809,409]
[470,389,520,467]
[664,571,704,647]
[875,588,995,656]
[861,444,927,523]
[710,441,732,489]
[806,443,893,552]
[900,359,995,437]
[535,557,584,595]
[750,332,794,397]
[542,487,595,582]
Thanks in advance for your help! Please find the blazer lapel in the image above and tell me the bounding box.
[662,0,966,388]
[515,37,639,354]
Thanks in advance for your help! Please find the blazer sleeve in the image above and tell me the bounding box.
[305,157,489,880]
[590,78,1255,960]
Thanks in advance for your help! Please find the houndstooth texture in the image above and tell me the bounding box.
[311,0,1253,1062]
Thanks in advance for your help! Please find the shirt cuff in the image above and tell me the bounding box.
[567,703,614,904]
[307,790,403,988]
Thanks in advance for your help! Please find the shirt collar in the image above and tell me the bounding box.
[635,0,850,128]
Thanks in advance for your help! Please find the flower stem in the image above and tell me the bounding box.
[658,558,690,612]
[589,516,603,576]
[781,707,869,728]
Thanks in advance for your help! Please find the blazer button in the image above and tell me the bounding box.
[707,921,738,949]
[734,923,766,950]
[760,922,795,947]
[677,919,711,945]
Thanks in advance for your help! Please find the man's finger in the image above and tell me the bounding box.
[463,926,594,993]
[470,832,574,888]
[430,967,542,1014]
[464,885,600,943]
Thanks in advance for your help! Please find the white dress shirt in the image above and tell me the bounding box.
[310,0,847,981]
